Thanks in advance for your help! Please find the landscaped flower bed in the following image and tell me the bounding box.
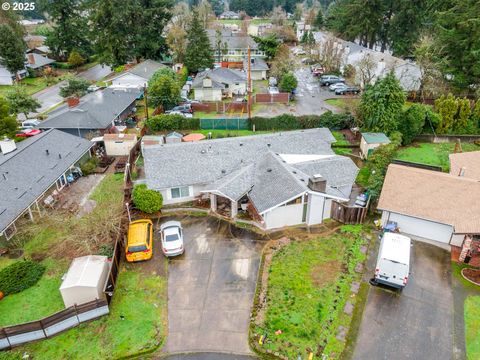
[251,225,369,359]
[461,268,480,286]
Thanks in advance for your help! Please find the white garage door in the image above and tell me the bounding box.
[384,212,453,244]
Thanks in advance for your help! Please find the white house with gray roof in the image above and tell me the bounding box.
[0,130,93,240]
[144,129,359,230]
[192,67,247,101]
[110,60,168,89]
[207,29,265,63]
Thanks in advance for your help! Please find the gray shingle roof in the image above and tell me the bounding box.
[39,88,139,130]
[25,53,55,69]
[204,164,255,201]
[144,128,336,190]
[207,29,258,50]
[0,129,93,232]
[192,68,246,89]
[128,60,167,80]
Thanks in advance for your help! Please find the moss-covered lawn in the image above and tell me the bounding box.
[395,142,480,171]
[465,296,480,360]
[253,225,368,359]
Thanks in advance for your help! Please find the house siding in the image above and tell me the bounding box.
[158,184,206,205]
[263,203,304,230]
[194,88,222,102]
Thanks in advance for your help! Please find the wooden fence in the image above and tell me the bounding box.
[254,93,290,103]
[331,201,368,224]
[0,299,109,350]
[391,159,443,172]
[414,134,480,143]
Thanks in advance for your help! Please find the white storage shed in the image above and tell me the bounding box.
[60,255,110,308]
[103,133,137,156]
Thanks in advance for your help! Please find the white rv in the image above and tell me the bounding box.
[374,232,411,289]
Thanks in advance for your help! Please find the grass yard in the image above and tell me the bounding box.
[7,264,167,360]
[253,225,368,359]
[465,296,480,360]
[395,142,480,171]
[0,76,63,97]
[325,98,359,113]
[332,131,353,155]
[0,174,124,327]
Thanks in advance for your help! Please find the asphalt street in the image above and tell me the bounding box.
[23,64,112,118]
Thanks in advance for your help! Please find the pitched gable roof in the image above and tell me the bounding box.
[192,68,247,89]
[39,88,138,130]
[128,60,166,80]
[0,130,92,232]
[377,164,480,233]
[449,151,480,180]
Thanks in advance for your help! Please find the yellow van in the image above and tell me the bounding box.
[126,219,153,262]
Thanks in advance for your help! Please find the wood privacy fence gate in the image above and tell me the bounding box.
[331,201,368,224]
[0,299,109,350]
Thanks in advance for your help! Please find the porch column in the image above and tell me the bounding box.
[231,200,238,218]
[210,194,217,212]
[27,206,34,221]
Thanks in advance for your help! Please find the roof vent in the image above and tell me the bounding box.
[45,149,50,155]
[221,169,226,174]
[201,149,206,154]
[239,143,243,146]
[267,143,271,147]
[267,168,272,172]
[58,153,62,159]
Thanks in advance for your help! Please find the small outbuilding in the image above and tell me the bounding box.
[360,132,391,159]
[60,255,110,308]
[165,131,184,143]
[183,133,206,142]
[103,133,137,156]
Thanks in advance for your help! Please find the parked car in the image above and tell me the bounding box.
[268,77,277,87]
[166,110,193,118]
[160,221,185,257]
[373,232,411,289]
[21,119,40,128]
[87,85,103,93]
[335,86,361,95]
[319,75,345,86]
[168,104,192,113]
[126,219,153,262]
[268,86,280,94]
[180,97,200,104]
[329,82,347,91]
[312,67,325,77]
[16,129,42,137]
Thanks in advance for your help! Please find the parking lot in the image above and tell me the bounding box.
[162,216,264,355]
[353,241,453,360]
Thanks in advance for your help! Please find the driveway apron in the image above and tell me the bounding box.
[163,217,264,355]
[353,241,453,360]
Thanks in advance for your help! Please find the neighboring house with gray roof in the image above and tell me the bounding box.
[192,67,247,101]
[243,57,269,80]
[39,88,139,138]
[0,130,93,240]
[143,129,359,229]
[110,60,168,89]
[207,29,265,63]
[25,53,55,71]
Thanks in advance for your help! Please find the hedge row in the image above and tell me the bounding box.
[145,112,354,132]
[145,114,201,131]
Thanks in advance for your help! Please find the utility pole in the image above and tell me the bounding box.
[144,86,149,120]
[247,46,252,119]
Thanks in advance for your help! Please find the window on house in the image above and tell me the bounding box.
[171,186,190,199]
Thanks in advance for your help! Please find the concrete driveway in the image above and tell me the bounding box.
[353,241,453,360]
[163,216,264,355]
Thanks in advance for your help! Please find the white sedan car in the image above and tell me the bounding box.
[160,221,185,257]
[329,82,347,91]
[167,110,193,118]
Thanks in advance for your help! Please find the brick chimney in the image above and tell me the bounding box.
[27,53,35,64]
[308,174,327,193]
[67,96,80,108]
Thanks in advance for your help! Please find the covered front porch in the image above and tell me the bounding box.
[203,191,263,225]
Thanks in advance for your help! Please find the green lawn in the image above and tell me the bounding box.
[325,98,360,112]
[1,172,168,358]
[253,225,368,359]
[465,296,480,360]
[7,265,167,359]
[0,76,63,97]
[395,142,480,171]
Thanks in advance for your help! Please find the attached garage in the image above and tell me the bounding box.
[381,211,453,244]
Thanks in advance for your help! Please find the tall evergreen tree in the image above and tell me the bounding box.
[0,10,26,74]
[41,0,91,58]
[314,8,324,29]
[91,0,172,66]
[184,11,214,72]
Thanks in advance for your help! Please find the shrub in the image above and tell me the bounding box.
[80,157,99,175]
[132,184,163,214]
[0,261,46,296]
[398,104,427,145]
[54,62,74,70]
[279,72,298,93]
[114,65,125,73]
[251,112,354,131]
[146,114,200,132]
